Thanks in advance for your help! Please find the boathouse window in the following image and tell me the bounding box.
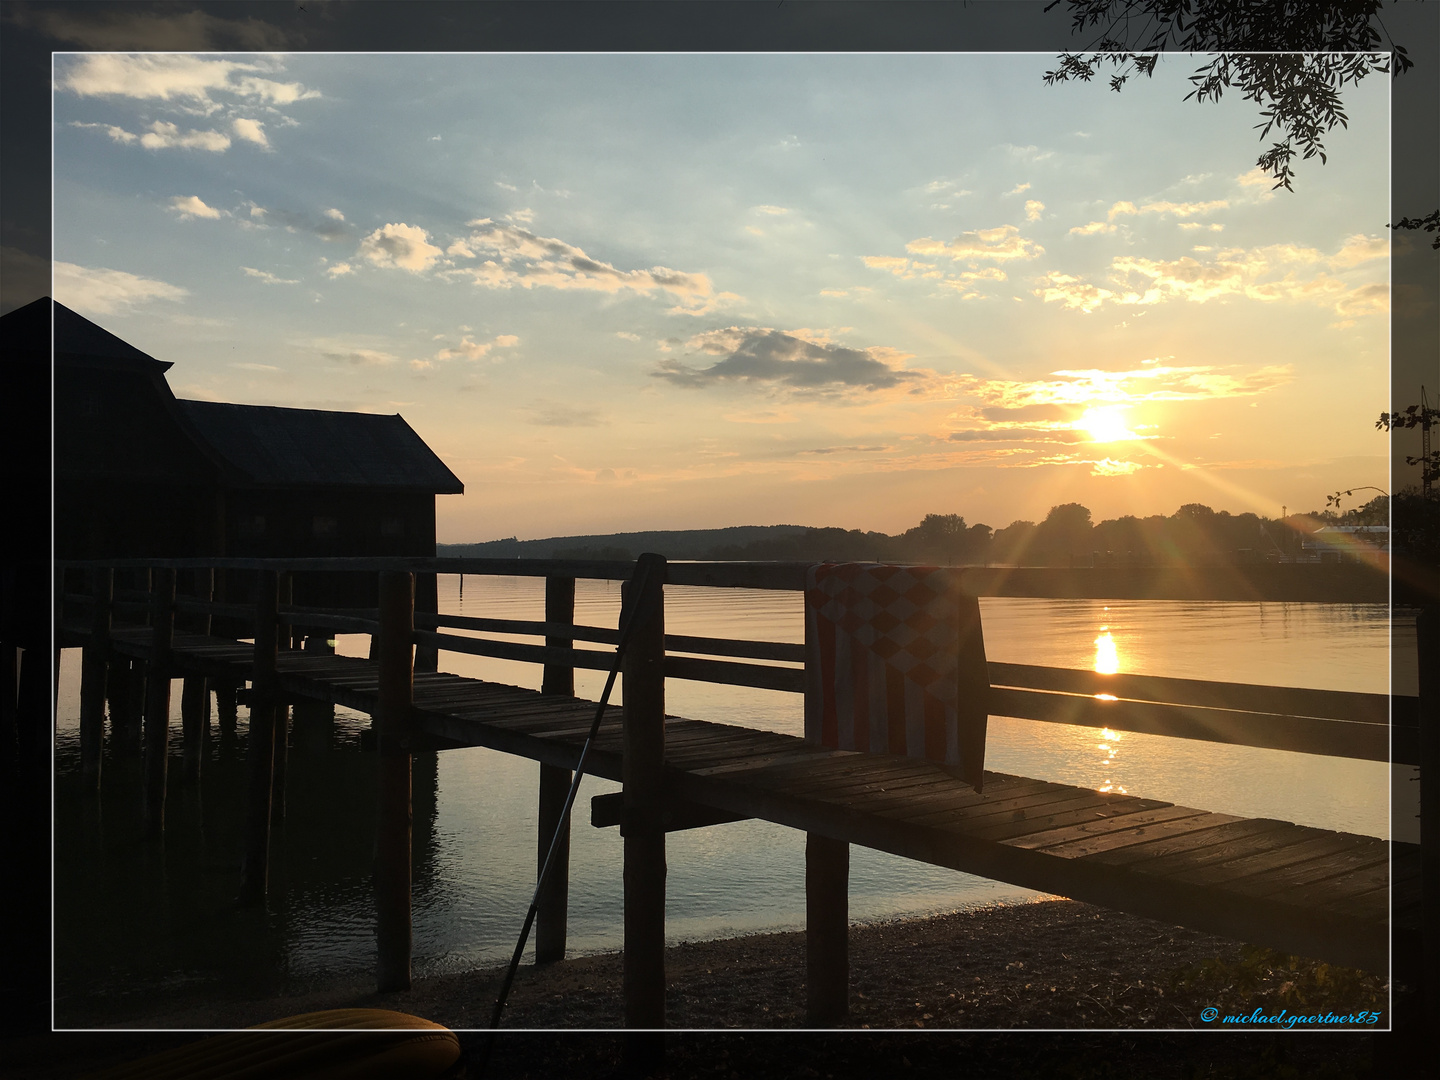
[380,517,404,538]
[312,515,339,539]
[238,515,266,538]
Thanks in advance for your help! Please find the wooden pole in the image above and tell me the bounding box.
[375,569,415,993]
[239,569,280,906]
[622,553,667,1043]
[141,568,175,837]
[536,574,577,964]
[806,832,850,1026]
[414,572,439,673]
[78,567,112,791]
[180,567,213,785]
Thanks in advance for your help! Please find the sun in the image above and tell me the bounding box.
[1079,406,1135,443]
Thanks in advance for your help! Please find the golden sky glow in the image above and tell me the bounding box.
[52,53,1390,540]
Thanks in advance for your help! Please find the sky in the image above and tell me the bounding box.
[51,51,1392,543]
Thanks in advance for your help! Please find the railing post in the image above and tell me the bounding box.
[239,569,280,906]
[622,553,667,1052]
[79,567,112,791]
[180,567,213,785]
[806,832,849,1026]
[141,567,175,837]
[375,569,415,993]
[536,574,577,964]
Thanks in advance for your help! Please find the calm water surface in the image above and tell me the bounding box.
[52,575,1413,1022]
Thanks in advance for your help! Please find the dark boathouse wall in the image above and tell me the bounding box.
[14,297,464,570]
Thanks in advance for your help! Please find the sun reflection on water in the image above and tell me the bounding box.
[1093,629,1119,674]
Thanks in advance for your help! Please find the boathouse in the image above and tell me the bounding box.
[8,297,465,563]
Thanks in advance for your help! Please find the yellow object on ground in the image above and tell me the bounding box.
[84,1008,462,1079]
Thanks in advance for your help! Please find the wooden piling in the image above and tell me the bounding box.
[536,574,577,964]
[806,832,850,1026]
[414,572,439,673]
[216,681,238,743]
[141,568,175,837]
[239,570,280,906]
[375,569,415,993]
[622,553,667,1034]
[180,568,213,785]
[78,567,112,791]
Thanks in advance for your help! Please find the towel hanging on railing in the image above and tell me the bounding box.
[804,564,989,792]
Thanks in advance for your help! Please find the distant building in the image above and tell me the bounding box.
[7,297,461,610]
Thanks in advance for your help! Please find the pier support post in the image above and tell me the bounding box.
[375,570,415,993]
[180,568,213,785]
[239,570,281,906]
[536,574,577,964]
[413,572,439,673]
[79,567,112,791]
[141,568,176,837]
[806,832,850,1026]
[622,553,667,1045]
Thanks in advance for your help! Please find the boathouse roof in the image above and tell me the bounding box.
[176,400,464,493]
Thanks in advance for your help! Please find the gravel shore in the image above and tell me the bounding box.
[13,897,1408,1079]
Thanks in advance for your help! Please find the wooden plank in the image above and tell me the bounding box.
[1166,832,1376,888]
[375,570,415,994]
[1083,817,1296,868]
[1116,821,1318,877]
[988,661,1389,724]
[666,633,805,663]
[1224,845,1390,900]
[663,655,804,694]
[1011,806,1230,855]
[899,783,1094,829]
[806,832,849,1026]
[957,797,1173,844]
[986,687,1392,763]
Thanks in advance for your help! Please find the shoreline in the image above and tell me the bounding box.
[57,898,1389,1033]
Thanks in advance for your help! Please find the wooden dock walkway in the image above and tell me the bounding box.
[57,555,1433,1030]
[92,624,1418,977]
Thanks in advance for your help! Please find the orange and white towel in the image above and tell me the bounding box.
[804,564,988,791]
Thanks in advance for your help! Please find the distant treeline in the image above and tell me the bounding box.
[440,500,1364,567]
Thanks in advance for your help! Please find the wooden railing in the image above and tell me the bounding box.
[56,555,1415,768]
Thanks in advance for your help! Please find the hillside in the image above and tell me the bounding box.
[438,524,811,562]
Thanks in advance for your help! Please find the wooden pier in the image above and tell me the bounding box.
[55,555,1432,1030]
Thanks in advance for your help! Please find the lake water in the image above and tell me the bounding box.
[52,575,1417,1021]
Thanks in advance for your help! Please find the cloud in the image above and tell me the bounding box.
[75,119,230,151]
[1024,200,1045,222]
[231,117,268,147]
[168,195,223,220]
[443,219,733,314]
[525,402,606,427]
[1091,458,1145,476]
[1108,198,1228,220]
[252,205,349,241]
[1007,182,1032,195]
[951,363,1293,415]
[615,331,641,341]
[1069,220,1115,236]
[905,225,1043,263]
[652,326,926,395]
[434,333,520,362]
[318,346,400,368]
[1036,236,1389,316]
[54,261,188,315]
[326,262,354,278]
[242,266,299,285]
[57,54,317,109]
[948,428,1086,444]
[359,223,443,273]
[754,205,790,215]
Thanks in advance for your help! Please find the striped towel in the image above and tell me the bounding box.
[804,564,988,791]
